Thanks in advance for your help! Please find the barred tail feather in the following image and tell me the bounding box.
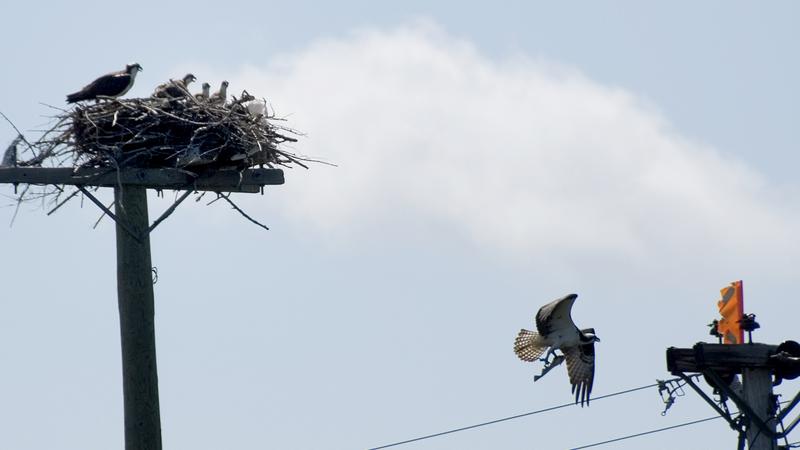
[514,329,547,361]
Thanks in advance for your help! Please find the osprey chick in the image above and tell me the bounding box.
[209,80,229,105]
[194,82,211,101]
[66,63,142,103]
[153,73,197,98]
[514,293,599,406]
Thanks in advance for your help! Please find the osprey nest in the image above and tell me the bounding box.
[40,91,303,172]
[2,68,308,230]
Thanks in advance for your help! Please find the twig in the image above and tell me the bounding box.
[93,200,115,229]
[46,188,80,216]
[0,110,31,147]
[147,189,192,234]
[38,102,69,113]
[8,184,30,227]
[206,194,223,206]
[219,193,269,231]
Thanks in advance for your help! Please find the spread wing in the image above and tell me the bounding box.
[535,293,578,337]
[564,341,595,406]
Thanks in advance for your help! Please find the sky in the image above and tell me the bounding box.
[1,2,799,449]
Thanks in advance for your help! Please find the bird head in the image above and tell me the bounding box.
[581,328,600,343]
[221,80,229,88]
[126,63,143,73]
[183,73,197,85]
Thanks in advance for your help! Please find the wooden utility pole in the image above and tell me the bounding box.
[742,367,775,450]
[0,166,284,450]
[667,343,779,450]
[114,185,161,449]
[663,281,800,449]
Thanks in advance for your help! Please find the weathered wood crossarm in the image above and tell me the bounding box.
[667,342,788,449]
[0,167,284,193]
[667,343,779,374]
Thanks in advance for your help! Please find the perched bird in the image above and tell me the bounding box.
[66,63,143,103]
[514,293,599,406]
[194,82,211,101]
[1,134,22,167]
[209,80,229,105]
[153,73,197,98]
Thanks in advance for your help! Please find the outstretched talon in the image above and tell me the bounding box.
[534,354,565,381]
[539,348,557,365]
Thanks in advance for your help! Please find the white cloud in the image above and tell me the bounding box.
[225,21,798,272]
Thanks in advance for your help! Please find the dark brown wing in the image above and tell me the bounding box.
[164,81,190,98]
[66,71,131,102]
[564,341,595,406]
[535,293,578,336]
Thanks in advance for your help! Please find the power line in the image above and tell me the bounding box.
[571,398,798,449]
[570,415,722,449]
[369,381,669,450]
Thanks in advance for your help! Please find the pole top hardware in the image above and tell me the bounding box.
[709,319,723,343]
[772,340,800,386]
[739,313,760,344]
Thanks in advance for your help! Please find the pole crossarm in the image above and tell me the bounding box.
[667,342,793,449]
[667,343,779,374]
[0,167,284,193]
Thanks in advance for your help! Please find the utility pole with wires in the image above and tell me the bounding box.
[665,280,800,450]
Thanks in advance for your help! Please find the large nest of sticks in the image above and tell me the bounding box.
[34,90,303,172]
[2,76,309,229]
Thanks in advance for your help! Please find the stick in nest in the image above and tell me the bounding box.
[219,193,269,231]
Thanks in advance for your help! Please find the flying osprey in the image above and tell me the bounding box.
[514,293,599,406]
[209,80,229,105]
[1,134,22,167]
[153,73,197,98]
[194,82,211,101]
[66,63,142,103]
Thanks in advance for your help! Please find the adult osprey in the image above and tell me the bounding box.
[194,82,211,101]
[209,80,229,105]
[66,63,142,103]
[514,293,599,406]
[153,73,197,98]
[1,134,22,167]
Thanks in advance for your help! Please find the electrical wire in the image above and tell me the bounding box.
[570,415,722,449]
[571,397,797,449]
[369,380,674,450]
[369,375,797,450]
